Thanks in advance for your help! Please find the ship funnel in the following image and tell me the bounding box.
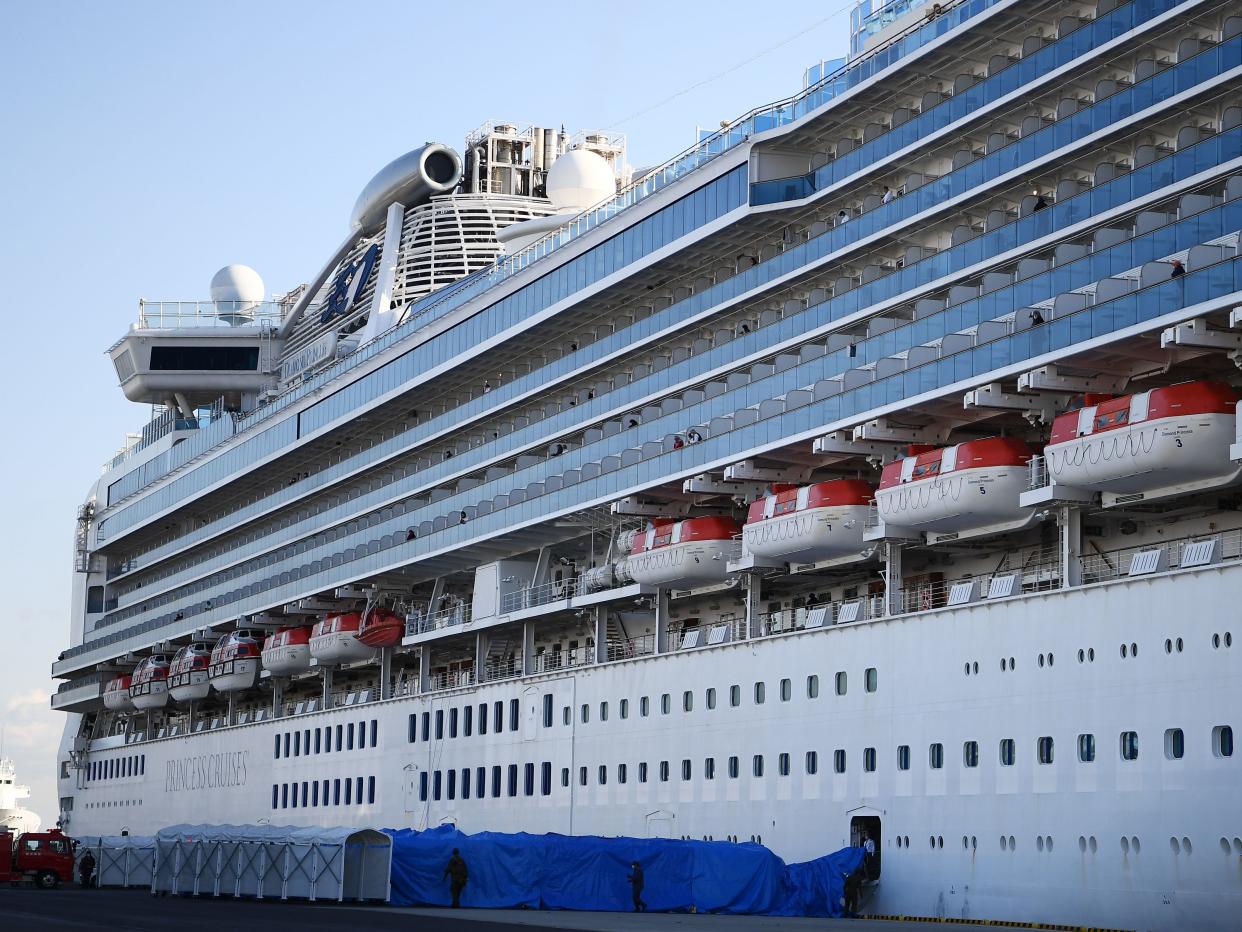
[350,143,463,233]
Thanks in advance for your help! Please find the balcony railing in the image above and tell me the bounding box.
[135,299,284,330]
[407,600,472,636]
[605,633,656,662]
[500,579,578,614]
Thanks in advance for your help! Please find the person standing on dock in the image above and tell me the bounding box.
[627,859,647,912]
[78,849,96,889]
[444,848,468,908]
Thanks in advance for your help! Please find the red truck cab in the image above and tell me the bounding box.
[0,828,76,888]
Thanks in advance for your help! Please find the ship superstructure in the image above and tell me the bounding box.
[52,1,1242,926]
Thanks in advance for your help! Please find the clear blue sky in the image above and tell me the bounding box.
[0,0,850,825]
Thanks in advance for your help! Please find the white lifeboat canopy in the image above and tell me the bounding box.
[309,613,377,665]
[625,516,741,589]
[743,479,875,564]
[103,675,135,713]
[1045,380,1240,504]
[168,642,212,703]
[872,437,1035,542]
[262,626,313,677]
[129,654,171,710]
[208,630,262,693]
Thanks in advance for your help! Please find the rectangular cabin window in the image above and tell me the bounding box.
[1078,733,1096,762]
[807,675,819,699]
[434,712,443,741]
[661,693,671,715]
[293,732,300,757]
[1164,728,1184,760]
[283,734,290,758]
[449,708,458,739]
[999,738,1016,766]
[704,757,716,780]
[780,678,791,701]
[333,779,341,806]
[507,764,518,797]
[543,694,554,728]
[421,714,429,742]
[805,751,818,775]
[356,722,365,750]
[347,723,355,750]
[479,704,488,735]
[752,755,764,778]
[581,703,590,724]
[682,759,692,781]
[370,719,377,747]
[728,756,739,778]
[562,706,571,726]
[316,729,323,754]
[561,767,570,788]
[274,735,281,759]
[491,765,501,798]
[367,776,376,804]
[510,699,520,731]
[447,769,456,800]
[834,749,846,773]
[463,706,472,736]
[272,784,278,808]
[600,701,609,722]
[1038,736,1055,764]
[356,776,363,804]
[149,345,260,371]
[541,762,552,795]
[525,763,535,796]
[419,773,427,802]
[963,741,979,767]
[598,765,607,786]
[778,753,790,776]
[639,762,648,783]
[462,768,472,800]
[865,668,878,692]
[640,696,650,716]
[1214,725,1234,758]
[476,767,485,795]
[660,761,670,782]
[835,672,847,695]
[754,682,766,704]
[864,747,877,772]
[432,772,440,802]
[579,766,588,787]
[620,699,630,719]
[706,688,716,709]
[494,701,504,733]
[730,685,740,707]
[683,691,693,712]
[618,763,628,784]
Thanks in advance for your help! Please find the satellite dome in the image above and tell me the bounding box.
[546,148,615,213]
[210,265,264,325]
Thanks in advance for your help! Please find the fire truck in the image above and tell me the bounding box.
[1,828,76,888]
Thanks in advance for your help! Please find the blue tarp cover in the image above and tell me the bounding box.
[385,825,863,917]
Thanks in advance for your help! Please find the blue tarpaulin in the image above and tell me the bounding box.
[384,825,863,917]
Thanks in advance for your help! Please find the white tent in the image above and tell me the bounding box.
[152,824,391,901]
[74,835,155,888]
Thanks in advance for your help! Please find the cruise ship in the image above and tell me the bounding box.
[52,0,1242,925]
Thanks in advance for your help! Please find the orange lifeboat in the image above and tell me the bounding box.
[168,642,212,702]
[1045,380,1240,502]
[357,608,406,648]
[625,516,741,589]
[208,630,262,692]
[103,675,134,712]
[742,479,874,564]
[309,613,377,665]
[261,626,312,676]
[874,437,1035,538]
[128,654,171,710]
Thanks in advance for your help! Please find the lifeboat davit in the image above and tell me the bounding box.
[1045,380,1240,502]
[261,626,312,676]
[357,608,405,648]
[743,479,874,564]
[625,516,741,589]
[309,613,377,665]
[168,642,212,702]
[128,654,170,710]
[103,675,135,712]
[874,437,1035,538]
[208,630,262,692]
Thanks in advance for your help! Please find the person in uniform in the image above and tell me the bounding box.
[443,848,468,908]
[78,849,96,889]
[627,859,647,912]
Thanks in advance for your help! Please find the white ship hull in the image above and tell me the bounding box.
[743,505,870,563]
[168,671,210,703]
[875,466,1029,533]
[1046,414,1239,493]
[626,539,740,588]
[129,680,168,710]
[262,644,312,676]
[58,562,1242,930]
[209,658,259,693]
[309,632,376,665]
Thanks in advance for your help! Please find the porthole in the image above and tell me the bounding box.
[929,836,936,849]
[1038,654,1045,668]
[1009,657,1015,669]
[1131,642,1138,656]
[1165,639,1173,654]
[1088,836,1097,853]
[999,658,1006,671]
[1176,638,1183,652]
[1008,835,1015,850]
[903,835,910,847]
[1121,644,1128,658]
[1000,836,1008,850]
[1048,653,1053,666]
[1088,648,1095,661]
[1037,836,1045,851]
[1121,837,1130,854]
[972,661,978,674]
[1046,836,1053,852]
[1182,837,1192,854]
[1220,837,1231,854]
[937,836,943,849]
[964,662,970,675]
[1226,632,1233,647]
[1213,633,1221,649]
[1132,836,1141,853]
[970,836,977,849]
[1077,649,1084,663]
[962,836,969,850]
[1078,836,1087,852]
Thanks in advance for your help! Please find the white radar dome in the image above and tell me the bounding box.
[210,264,265,324]
[546,148,615,213]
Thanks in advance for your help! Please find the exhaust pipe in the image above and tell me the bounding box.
[349,143,463,233]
